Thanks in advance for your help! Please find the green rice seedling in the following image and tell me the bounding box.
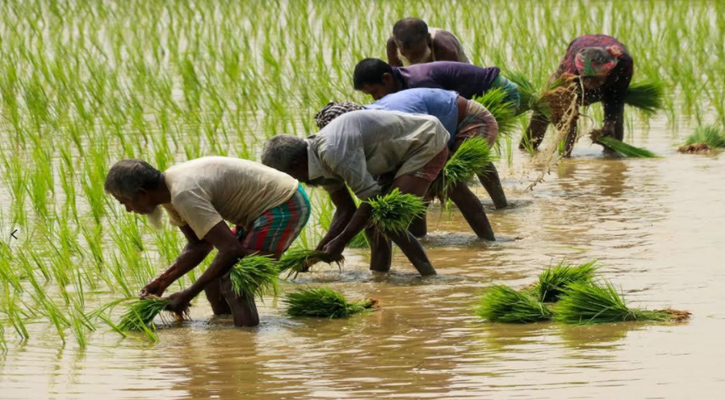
[474,88,518,137]
[595,136,658,158]
[367,188,427,235]
[116,297,179,332]
[553,281,689,324]
[430,137,495,198]
[504,70,551,117]
[678,125,725,153]
[277,249,344,279]
[476,285,553,323]
[535,261,599,303]
[284,287,378,319]
[229,255,279,299]
[624,80,665,116]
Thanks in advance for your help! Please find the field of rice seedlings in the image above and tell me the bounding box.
[0,0,722,350]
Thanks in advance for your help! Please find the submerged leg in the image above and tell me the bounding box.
[447,181,495,241]
[204,277,232,315]
[367,226,392,273]
[220,273,260,327]
[477,163,508,209]
[520,112,550,150]
[387,229,436,276]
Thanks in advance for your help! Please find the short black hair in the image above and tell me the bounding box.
[105,159,163,199]
[353,58,393,90]
[392,18,429,48]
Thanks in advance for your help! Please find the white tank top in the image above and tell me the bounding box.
[397,28,470,66]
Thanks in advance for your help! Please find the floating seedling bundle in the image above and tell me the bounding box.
[277,249,344,278]
[594,135,658,158]
[678,125,725,153]
[284,287,378,318]
[624,79,665,115]
[473,88,518,137]
[477,261,689,325]
[229,254,279,299]
[429,137,495,199]
[367,188,427,234]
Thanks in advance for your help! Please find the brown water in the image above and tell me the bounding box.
[2,122,725,399]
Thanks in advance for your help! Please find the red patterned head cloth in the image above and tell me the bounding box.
[315,101,364,129]
[575,46,621,78]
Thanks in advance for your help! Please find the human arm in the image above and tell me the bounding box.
[315,187,358,251]
[140,224,213,297]
[387,36,404,67]
[164,221,253,313]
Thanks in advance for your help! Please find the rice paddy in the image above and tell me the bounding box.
[0,0,722,397]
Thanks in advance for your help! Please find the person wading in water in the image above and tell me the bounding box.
[386,17,470,67]
[519,34,634,157]
[262,109,450,276]
[105,157,310,327]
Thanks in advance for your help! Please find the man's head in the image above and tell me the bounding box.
[262,135,310,182]
[105,159,165,216]
[314,101,364,129]
[575,46,621,90]
[392,18,432,64]
[353,58,400,100]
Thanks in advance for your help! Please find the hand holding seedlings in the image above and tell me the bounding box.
[105,157,312,328]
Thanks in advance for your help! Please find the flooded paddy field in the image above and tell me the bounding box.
[1,1,724,398]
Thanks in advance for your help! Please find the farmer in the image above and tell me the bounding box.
[313,94,501,240]
[262,109,449,276]
[104,156,310,327]
[519,34,634,157]
[353,58,520,109]
[386,17,470,67]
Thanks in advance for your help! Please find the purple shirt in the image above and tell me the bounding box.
[391,62,500,100]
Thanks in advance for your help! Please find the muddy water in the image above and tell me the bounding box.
[3,123,725,399]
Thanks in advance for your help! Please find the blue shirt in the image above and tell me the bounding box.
[365,88,459,146]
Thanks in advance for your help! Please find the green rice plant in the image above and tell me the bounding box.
[430,137,495,198]
[504,70,551,117]
[229,255,279,299]
[277,249,343,279]
[284,287,377,318]
[116,298,177,333]
[596,136,658,158]
[679,125,725,153]
[553,281,686,324]
[474,88,518,137]
[624,80,665,116]
[367,188,427,234]
[476,285,553,323]
[535,261,599,303]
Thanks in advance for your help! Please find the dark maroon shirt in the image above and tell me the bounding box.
[391,61,501,100]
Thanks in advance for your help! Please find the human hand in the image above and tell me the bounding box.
[163,291,192,315]
[322,237,345,260]
[140,278,168,298]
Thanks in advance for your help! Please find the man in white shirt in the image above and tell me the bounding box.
[104,156,310,326]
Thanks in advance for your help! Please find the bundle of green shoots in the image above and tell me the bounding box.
[473,88,518,137]
[678,125,725,153]
[429,137,495,200]
[284,287,378,318]
[229,254,279,299]
[116,297,185,333]
[476,285,553,323]
[534,261,599,303]
[277,248,344,279]
[367,188,426,234]
[553,281,690,324]
[506,70,554,118]
[478,261,690,324]
[624,79,666,116]
[594,136,658,158]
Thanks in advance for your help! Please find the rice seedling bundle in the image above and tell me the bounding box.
[284,287,378,318]
[367,188,427,234]
[535,261,598,303]
[277,249,344,278]
[624,80,665,115]
[476,285,553,323]
[474,88,518,137]
[430,137,495,199]
[553,281,689,324]
[116,298,182,332]
[595,136,658,158]
[505,70,552,117]
[229,255,279,299]
[678,125,725,153]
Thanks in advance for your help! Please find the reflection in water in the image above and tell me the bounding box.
[3,131,725,399]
